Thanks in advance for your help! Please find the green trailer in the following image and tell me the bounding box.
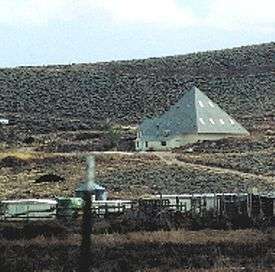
[56,197,84,219]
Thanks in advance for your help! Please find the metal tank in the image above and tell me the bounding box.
[75,156,107,200]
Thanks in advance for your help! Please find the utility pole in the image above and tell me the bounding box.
[80,191,92,272]
[78,156,96,272]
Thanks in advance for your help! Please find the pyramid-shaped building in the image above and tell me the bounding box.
[136,87,249,151]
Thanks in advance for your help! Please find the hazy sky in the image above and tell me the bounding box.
[0,0,274,67]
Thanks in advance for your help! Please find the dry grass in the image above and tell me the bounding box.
[144,269,273,272]
[0,150,59,160]
[0,151,38,160]
[0,151,161,199]
[176,149,275,177]
[91,229,271,247]
[0,228,273,271]
[0,150,274,199]
[3,228,271,248]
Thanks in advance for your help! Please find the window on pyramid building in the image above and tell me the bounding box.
[209,101,215,107]
[209,118,215,124]
[199,118,205,125]
[229,119,235,125]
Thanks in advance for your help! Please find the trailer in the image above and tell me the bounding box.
[0,199,57,220]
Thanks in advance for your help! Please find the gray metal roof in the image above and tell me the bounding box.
[140,87,249,141]
[75,181,105,193]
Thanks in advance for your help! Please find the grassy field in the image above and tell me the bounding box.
[0,147,274,200]
[0,227,273,271]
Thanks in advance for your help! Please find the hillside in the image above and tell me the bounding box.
[0,152,274,200]
[0,42,274,134]
[0,43,274,199]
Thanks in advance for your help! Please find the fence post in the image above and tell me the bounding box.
[176,197,179,211]
[80,192,92,272]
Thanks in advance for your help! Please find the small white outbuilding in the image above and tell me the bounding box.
[0,118,9,125]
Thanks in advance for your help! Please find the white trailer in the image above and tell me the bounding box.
[0,199,57,220]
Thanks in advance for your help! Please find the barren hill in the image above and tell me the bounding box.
[0,42,274,133]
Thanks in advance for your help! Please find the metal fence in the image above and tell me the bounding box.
[0,193,274,222]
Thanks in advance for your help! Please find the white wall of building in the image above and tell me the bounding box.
[136,133,244,151]
[0,118,9,125]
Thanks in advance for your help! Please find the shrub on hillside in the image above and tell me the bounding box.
[0,156,28,169]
